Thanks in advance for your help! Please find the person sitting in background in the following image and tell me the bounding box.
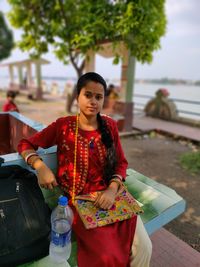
[103,84,119,110]
[2,90,20,112]
[107,84,119,99]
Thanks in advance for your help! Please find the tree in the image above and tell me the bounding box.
[8,0,166,110]
[0,11,14,61]
[8,0,166,76]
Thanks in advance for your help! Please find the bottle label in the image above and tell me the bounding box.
[51,230,71,247]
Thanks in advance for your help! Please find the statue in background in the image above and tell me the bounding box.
[145,88,177,120]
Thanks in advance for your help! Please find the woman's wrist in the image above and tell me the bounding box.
[108,178,122,194]
[107,183,118,195]
[32,157,45,170]
[112,174,123,181]
[23,151,43,170]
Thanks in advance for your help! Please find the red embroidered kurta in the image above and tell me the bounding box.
[18,115,137,267]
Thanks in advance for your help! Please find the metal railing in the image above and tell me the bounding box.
[134,94,200,119]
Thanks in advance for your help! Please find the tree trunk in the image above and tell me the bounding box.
[66,57,85,112]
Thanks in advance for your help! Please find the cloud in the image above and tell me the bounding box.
[166,0,200,37]
[166,0,197,17]
[168,22,200,37]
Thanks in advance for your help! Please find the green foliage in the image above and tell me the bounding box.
[7,0,166,75]
[0,11,14,61]
[179,151,200,175]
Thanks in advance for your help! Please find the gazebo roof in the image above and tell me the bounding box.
[96,41,126,58]
[0,58,50,67]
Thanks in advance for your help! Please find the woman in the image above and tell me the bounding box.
[18,72,152,267]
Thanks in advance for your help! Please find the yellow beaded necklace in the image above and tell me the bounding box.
[72,114,79,205]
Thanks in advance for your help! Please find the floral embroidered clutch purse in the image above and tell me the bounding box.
[74,186,144,229]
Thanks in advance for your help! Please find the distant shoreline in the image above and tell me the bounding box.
[0,75,200,86]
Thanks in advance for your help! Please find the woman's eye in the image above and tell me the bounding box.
[85,93,92,98]
[96,95,103,101]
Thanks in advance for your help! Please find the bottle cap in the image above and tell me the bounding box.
[58,196,68,206]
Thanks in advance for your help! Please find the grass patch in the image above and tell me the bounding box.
[180,151,200,174]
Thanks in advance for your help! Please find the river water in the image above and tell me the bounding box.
[0,76,199,120]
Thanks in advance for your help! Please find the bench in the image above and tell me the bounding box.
[0,112,186,267]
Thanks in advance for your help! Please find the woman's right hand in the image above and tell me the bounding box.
[35,161,58,190]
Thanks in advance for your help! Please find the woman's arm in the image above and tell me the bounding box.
[94,117,127,209]
[18,121,59,189]
[94,177,122,209]
[21,149,58,190]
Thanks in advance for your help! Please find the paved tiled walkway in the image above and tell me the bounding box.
[133,115,200,142]
[150,228,200,267]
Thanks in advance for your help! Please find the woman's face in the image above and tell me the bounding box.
[77,81,105,117]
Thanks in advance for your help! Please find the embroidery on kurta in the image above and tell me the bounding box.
[59,116,107,196]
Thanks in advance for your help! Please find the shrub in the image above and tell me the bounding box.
[179,151,200,174]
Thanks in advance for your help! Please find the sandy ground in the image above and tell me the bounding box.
[1,91,199,252]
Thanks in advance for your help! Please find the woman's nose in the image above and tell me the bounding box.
[91,96,97,105]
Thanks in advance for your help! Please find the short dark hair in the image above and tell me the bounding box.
[7,90,17,98]
[76,72,107,96]
[108,84,115,89]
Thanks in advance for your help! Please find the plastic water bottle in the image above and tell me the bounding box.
[49,196,74,264]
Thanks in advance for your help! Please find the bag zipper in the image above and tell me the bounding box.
[0,182,20,219]
[0,182,19,203]
[0,197,18,204]
[0,209,5,218]
[0,182,20,205]
[16,182,20,192]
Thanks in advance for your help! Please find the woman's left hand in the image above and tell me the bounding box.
[94,187,116,210]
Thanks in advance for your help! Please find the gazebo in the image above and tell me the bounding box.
[0,58,50,100]
[84,41,136,131]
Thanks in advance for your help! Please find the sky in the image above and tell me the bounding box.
[0,0,200,81]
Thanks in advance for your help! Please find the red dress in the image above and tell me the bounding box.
[18,115,137,267]
[2,100,19,112]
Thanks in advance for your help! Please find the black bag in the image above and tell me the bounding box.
[0,163,51,267]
